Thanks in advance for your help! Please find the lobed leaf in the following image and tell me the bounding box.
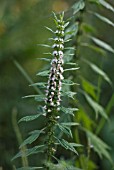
[57,123,72,138]
[62,91,77,100]
[18,113,43,123]
[12,145,44,161]
[61,106,78,116]
[62,79,78,86]
[20,129,45,148]
[85,129,112,163]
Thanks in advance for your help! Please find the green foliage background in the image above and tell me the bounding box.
[0,0,114,169]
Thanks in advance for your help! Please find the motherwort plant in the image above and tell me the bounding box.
[13,12,80,170]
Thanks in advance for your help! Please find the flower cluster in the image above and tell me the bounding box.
[44,16,65,114]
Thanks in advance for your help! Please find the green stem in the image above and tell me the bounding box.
[12,107,29,167]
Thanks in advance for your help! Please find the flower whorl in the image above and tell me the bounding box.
[44,14,65,115]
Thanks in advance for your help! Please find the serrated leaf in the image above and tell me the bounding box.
[57,124,72,138]
[18,113,43,123]
[83,59,112,85]
[83,91,108,120]
[62,91,77,99]
[72,0,85,14]
[45,26,54,33]
[37,58,51,62]
[85,129,112,163]
[94,13,114,27]
[61,122,79,126]
[20,130,45,148]
[16,167,43,170]
[90,36,114,53]
[37,70,49,76]
[62,79,78,86]
[61,106,78,116]
[30,82,47,88]
[64,67,79,72]
[34,95,45,102]
[56,138,80,155]
[12,145,44,161]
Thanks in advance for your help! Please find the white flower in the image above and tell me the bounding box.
[51,92,54,96]
[53,51,58,56]
[56,101,60,106]
[59,74,64,80]
[58,51,63,56]
[59,66,64,73]
[57,107,60,111]
[55,30,59,34]
[60,44,64,49]
[51,86,56,91]
[50,102,54,106]
[47,109,51,112]
[54,37,59,41]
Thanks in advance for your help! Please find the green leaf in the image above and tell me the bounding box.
[85,130,112,163]
[57,124,72,138]
[65,62,77,66]
[81,43,106,56]
[65,23,78,40]
[16,167,43,170]
[37,58,51,62]
[34,95,45,102]
[83,59,112,85]
[99,0,114,12]
[94,13,114,27]
[37,70,49,76]
[72,0,85,14]
[64,22,70,28]
[37,44,51,48]
[83,91,108,120]
[45,26,54,33]
[20,130,45,148]
[18,113,43,123]
[80,77,97,99]
[90,36,114,53]
[61,122,79,126]
[56,138,81,155]
[64,67,79,72]
[62,91,77,99]
[12,145,44,161]
[82,23,96,34]
[62,79,78,86]
[61,106,78,116]
[30,82,47,88]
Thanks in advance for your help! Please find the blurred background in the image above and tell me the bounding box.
[0,0,114,169]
